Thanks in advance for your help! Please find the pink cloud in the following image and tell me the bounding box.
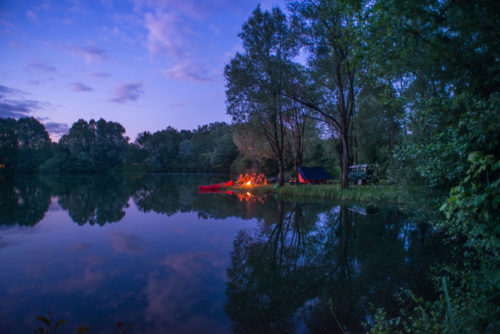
[144,11,187,59]
[110,82,144,104]
[70,82,93,92]
[68,45,107,63]
[164,60,214,82]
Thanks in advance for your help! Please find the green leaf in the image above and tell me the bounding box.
[468,151,483,163]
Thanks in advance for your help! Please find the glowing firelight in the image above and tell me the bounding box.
[245,180,252,186]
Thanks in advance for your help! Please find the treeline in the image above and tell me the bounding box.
[0,117,232,174]
[0,116,340,175]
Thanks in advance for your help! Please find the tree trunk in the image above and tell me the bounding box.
[294,160,300,186]
[340,133,350,189]
[278,155,285,186]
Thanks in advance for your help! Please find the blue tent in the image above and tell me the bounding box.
[298,166,333,184]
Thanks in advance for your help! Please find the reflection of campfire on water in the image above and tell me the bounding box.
[236,192,266,204]
[237,173,267,187]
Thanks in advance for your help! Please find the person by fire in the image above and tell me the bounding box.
[236,173,267,186]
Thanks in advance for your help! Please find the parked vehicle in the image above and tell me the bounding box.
[348,164,379,185]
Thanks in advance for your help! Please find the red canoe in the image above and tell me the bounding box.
[198,180,233,192]
[198,184,222,191]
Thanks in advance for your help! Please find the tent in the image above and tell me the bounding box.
[297,166,333,184]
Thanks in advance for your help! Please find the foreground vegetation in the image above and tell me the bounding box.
[237,182,408,204]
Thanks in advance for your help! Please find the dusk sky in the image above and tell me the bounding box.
[0,0,285,141]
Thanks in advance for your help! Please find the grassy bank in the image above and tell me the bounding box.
[235,182,409,204]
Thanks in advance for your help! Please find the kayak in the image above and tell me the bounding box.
[198,188,221,194]
[198,180,233,192]
[198,184,222,191]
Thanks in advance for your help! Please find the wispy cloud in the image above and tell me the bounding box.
[0,100,42,118]
[0,85,24,98]
[90,71,111,78]
[134,0,259,83]
[68,45,107,63]
[71,82,93,92]
[164,60,214,82]
[26,10,37,22]
[144,10,187,59]
[169,102,188,108]
[134,0,254,20]
[110,82,144,104]
[26,61,57,73]
[0,84,46,118]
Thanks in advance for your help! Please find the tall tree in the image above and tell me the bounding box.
[225,6,299,186]
[289,0,366,188]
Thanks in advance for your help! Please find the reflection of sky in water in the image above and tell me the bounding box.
[0,199,256,333]
[0,175,445,334]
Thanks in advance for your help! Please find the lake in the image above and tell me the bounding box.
[0,174,446,333]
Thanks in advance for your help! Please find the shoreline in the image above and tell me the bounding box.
[229,183,409,204]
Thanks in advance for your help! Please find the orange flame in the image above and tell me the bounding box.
[237,173,267,187]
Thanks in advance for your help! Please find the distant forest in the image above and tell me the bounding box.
[0,116,342,176]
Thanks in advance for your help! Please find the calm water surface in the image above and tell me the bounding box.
[0,174,445,333]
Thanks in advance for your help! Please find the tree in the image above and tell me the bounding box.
[225,6,299,186]
[1,117,52,172]
[59,119,97,171]
[0,118,18,170]
[57,118,128,172]
[354,82,404,168]
[364,0,500,189]
[361,1,500,332]
[143,126,181,171]
[289,0,366,188]
[94,118,129,169]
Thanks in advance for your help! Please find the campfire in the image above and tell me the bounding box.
[236,173,267,187]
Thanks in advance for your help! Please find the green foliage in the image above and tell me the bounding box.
[0,118,18,169]
[52,118,129,173]
[0,117,51,172]
[225,5,300,185]
[355,82,404,170]
[393,94,499,190]
[441,152,500,252]
[132,122,238,173]
[142,126,180,171]
[252,182,408,203]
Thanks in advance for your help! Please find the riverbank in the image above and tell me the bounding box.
[233,182,409,204]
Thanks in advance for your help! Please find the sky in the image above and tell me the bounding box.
[0,0,286,141]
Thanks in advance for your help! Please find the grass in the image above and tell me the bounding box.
[231,181,409,204]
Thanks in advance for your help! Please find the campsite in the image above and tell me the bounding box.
[0,1,497,333]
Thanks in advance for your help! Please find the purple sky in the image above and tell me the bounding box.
[0,0,285,141]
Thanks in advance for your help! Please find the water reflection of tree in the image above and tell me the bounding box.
[133,174,287,222]
[133,175,183,216]
[56,176,133,226]
[0,175,52,226]
[225,203,446,333]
